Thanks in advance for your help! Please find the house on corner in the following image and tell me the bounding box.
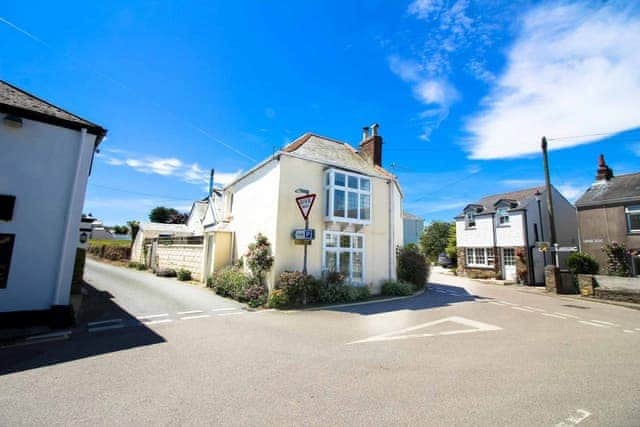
[455,186,577,284]
[0,80,107,326]
[575,155,640,276]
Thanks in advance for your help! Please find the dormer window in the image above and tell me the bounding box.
[497,207,509,225]
[465,212,476,228]
[324,169,371,224]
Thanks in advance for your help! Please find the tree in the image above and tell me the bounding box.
[445,222,457,264]
[148,206,188,224]
[112,225,129,235]
[420,221,451,262]
[127,220,140,244]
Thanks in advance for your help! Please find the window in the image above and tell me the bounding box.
[465,247,494,267]
[626,205,640,233]
[502,248,516,266]
[324,169,372,223]
[497,207,509,225]
[0,195,16,222]
[465,212,476,228]
[323,231,365,284]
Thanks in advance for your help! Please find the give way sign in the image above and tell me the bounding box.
[295,194,316,220]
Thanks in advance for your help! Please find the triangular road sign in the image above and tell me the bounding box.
[347,316,502,345]
[296,194,316,220]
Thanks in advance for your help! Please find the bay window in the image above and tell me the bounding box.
[324,169,371,223]
[322,231,364,284]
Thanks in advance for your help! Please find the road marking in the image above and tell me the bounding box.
[211,307,237,312]
[144,319,173,325]
[87,318,123,327]
[541,313,567,319]
[555,409,592,426]
[88,323,125,333]
[136,313,169,320]
[589,320,619,327]
[180,314,211,320]
[434,290,447,293]
[579,320,609,328]
[635,328,640,332]
[252,309,276,313]
[523,306,546,312]
[26,330,71,340]
[511,306,534,312]
[177,310,204,315]
[623,329,635,333]
[498,301,516,305]
[555,312,580,319]
[346,316,502,345]
[488,301,505,306]
[218,311,244,316]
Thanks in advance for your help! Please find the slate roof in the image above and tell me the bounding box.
[139,222,192,234]
[0,80,106,137]
[575,173,640,207]
[282,133,394,178]
[457,186,546,217]
[403,212,424,221]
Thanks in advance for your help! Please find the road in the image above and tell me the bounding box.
[1,261,640,426]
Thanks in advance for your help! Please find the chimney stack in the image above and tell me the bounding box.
[595,154,613,181]
[358,123,383,167]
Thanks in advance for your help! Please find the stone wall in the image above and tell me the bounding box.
[155,244,203,281]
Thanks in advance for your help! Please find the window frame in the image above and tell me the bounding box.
[465,212,476,228]
[465,247,495,268]
[322,231,365,284]
[324,169,372,224]
[496,207,510,225]
[626,205,640,233]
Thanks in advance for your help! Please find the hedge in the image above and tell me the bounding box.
[88,239,131,261]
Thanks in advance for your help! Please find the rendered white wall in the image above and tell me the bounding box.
[495,211,525,247]
[456,215,495,247]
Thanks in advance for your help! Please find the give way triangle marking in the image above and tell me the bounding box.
[346,316,502,345]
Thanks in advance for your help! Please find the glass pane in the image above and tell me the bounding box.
[353,235,363,249]
[360,194,371,220]
[325,189,330,216]
[352,252,362,281]
[340,235,350,248]
[325,251,337,272]
[325,233,337,247]
[629,213,640,231]
[334,190,345,217]
[340,252,350,277]
[347,192,358,218]
[475,248,485,265]
[360,178,370,192]
[335,173,345,187]
[348,175,358,189]
[466,248,475,264]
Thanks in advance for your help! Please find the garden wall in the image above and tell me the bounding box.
[155,244,203,281]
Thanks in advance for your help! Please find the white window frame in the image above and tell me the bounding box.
[322,231,365,284]
[626,205,640,233]
[465,247,494,268]
[496,207,510,225]
[465,212,476,228]
[324,169,372,225]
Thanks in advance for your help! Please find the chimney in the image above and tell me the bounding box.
[595,154,613,181]
[359,123,383,166]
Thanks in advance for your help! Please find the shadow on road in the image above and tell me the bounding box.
[329,282,491,316]
[0,282,166,376]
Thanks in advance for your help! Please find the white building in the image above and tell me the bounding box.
[402,212,424,246]
[455,186,577,284]
[0,80,106,326]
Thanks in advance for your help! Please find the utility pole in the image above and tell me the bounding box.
[541,137,558,265]
[209,169,215,197]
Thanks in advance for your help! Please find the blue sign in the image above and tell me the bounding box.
[292,229,315,240]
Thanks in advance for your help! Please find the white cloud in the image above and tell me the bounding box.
[555,183,585,203]
[500,178,543,188]
[388,55,422,82]
[466,2,640,159]
[413,79,458,106]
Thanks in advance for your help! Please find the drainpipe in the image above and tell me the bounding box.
[522,209,534,285]
[388,181,394,281]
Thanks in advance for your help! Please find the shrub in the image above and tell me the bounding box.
[127,261,140,269]
[135,263,147,271]
[268,289,288,308]
[381,281,414,296]
[244,281,267,308]
[88,240,131,261]
[277,271,319,306]
[156,268,177,278]
[209,267,252,300]
[246,234,274,283]
[602,242,631,277]
[567,252,599,275]
[397,245,429,289]
[177,269,192,281]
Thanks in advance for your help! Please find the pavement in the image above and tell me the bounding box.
[1,260,639,425]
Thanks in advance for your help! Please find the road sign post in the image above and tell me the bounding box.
[295,194,316,275]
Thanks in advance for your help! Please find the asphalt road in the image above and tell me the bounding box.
[1,262,640,426]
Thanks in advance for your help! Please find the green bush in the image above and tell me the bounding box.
[88,240,131,261]
[156,268,177,278]
[127,261,140,269]
[268,289,288,308]
[276,271,319,305]
[397,245,429,289]
[244,281,267,307]
[566,252,599,275]
[209,267,252,300]
[381,281,414,296]
[177,269,192,281]
[135,263,147,271]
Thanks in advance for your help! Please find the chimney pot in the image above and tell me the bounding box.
[595,154,614,181]
[358,124,383,166]
[371,123,379,136]
[362,126,370,142]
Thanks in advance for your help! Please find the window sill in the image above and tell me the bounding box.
[465,265,495,270]
[324,217,371,225]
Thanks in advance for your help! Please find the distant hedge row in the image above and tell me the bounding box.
[88,240,131,261]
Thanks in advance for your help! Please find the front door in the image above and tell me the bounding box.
[502,248,516,281]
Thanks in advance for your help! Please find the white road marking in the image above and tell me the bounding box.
[211,307,237,312]
[541,313,567,319]
[218,311,244,316]
[623,329,635,333]
[136,313,169,320]
[26,330,71,340]
[498,301,516,305]
[589,320,619,327]
[180,314,211,320]
[555,409,592,426]
[635,328,640,332]
[347,316,502,345]
[177,310,204,315]
[488,301,505,306]
[523,306,546,312]
[511,306,534,312]
[87,318,123,327]
[579,320,609,328]
[88,323,125,333]
[144,319,173,325]
[555,312,580,319]
[434,290,447,293]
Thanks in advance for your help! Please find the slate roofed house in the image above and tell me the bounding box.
[455,185,577,284]
[204,125,403,293]
[0,80,107,326]
[575,155,640,275]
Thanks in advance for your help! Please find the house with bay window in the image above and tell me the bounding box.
[455,185,577,284]
[209,125,403,293]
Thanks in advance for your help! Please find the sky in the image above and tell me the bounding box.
[1,1,639,226]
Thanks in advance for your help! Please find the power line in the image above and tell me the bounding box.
[89,183,198,202]
[547,129,639,141]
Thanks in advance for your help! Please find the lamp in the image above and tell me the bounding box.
[294,188,309,194]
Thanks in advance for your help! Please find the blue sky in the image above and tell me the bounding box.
[1,1,639,226]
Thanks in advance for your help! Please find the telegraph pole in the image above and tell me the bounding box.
[541,137,558,264]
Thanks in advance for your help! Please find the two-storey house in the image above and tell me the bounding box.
[455,186,577,284]
[205,125,403,293]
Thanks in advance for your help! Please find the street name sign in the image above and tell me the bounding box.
[295,194,316,220]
